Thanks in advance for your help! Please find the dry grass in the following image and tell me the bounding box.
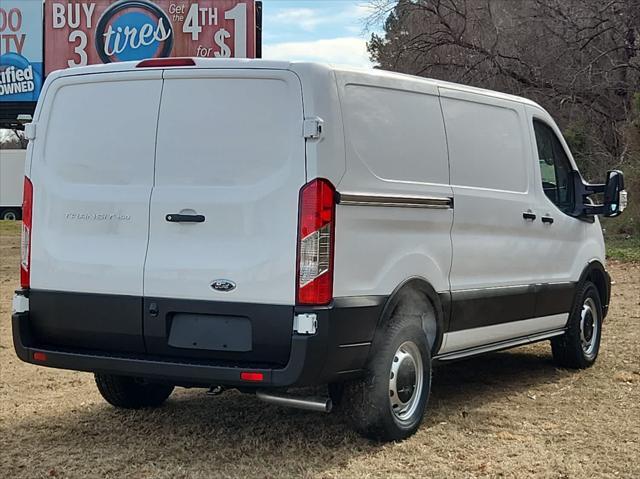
[1,222,638,478]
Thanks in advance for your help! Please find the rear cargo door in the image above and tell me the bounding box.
[28,70,163,353]
[142,69,305,364]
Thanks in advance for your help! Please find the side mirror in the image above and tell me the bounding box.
[571,169,627,218]
[602,170,626,217]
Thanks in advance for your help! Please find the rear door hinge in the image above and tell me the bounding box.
[303,117,324,140]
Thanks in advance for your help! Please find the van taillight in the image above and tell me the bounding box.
[20,177,33,289]
[296,179,336,306]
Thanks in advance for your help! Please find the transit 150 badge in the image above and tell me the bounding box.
[44,0,257,75]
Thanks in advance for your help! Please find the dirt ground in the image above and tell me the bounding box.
[1,224,638,479]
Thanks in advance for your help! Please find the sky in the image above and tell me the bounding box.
[260,1,379,68]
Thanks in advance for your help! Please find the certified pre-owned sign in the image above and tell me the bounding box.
[0,0,44,102]
[45,0,257,75]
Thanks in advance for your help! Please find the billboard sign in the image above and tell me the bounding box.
[45,0,257,75]
[0,0,44,102]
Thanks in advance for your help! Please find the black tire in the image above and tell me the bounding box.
[1,208,20,221]
[342,314,431,442]
[551,281,603,369]
[95,374,174,409]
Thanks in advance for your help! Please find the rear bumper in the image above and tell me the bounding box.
[12,294,385,388]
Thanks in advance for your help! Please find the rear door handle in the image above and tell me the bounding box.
[166,214,205,223]
[541,216,554,224]
[522,211,537,221]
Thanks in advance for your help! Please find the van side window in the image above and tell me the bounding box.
[533,120,574,213]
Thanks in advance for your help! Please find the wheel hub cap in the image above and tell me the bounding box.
[389,341,423,421]
[580,297,599,359]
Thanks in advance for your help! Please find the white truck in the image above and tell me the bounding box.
[0,148,25,220]
[12,58,626,441]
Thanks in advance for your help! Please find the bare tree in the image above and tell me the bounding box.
[368,0,640,180]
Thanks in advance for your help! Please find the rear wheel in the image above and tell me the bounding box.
[551,281,603,369]
[95,374,174,409]
[342,314,431,442]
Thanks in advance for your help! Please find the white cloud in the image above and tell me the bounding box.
[270,8,325,32]
[268,3,373,33]
[269,8,326,31]
[263,37,373,68]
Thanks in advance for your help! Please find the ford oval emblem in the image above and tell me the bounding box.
[211,279,236,292]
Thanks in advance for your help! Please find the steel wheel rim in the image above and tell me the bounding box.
[389,341,424,422]
[3,212,16,220]
[580,297,599,359]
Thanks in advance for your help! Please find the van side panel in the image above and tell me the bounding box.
[440,89,568,353]
[441,89,537,292]
[333,72,453,297]
[29,71,163,296]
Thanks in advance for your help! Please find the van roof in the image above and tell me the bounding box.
[325,63,544,109]
[46,58,544,110]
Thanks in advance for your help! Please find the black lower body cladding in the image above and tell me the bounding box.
[12,278,610,388]
[12,290,385,388]
[447,282,578,332]
[27,290,146,354]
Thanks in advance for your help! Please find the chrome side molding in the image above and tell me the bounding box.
[337,192,453,209]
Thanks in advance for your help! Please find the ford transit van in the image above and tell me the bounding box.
[12,58,627,441]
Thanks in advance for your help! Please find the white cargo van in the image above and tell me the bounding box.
[0,149,26,220]
[12,58,626,441]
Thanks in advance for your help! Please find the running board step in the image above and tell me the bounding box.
[435,329,566,361]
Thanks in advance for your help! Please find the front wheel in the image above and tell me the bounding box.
[343,314,431,441]
[551,281,603,369]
